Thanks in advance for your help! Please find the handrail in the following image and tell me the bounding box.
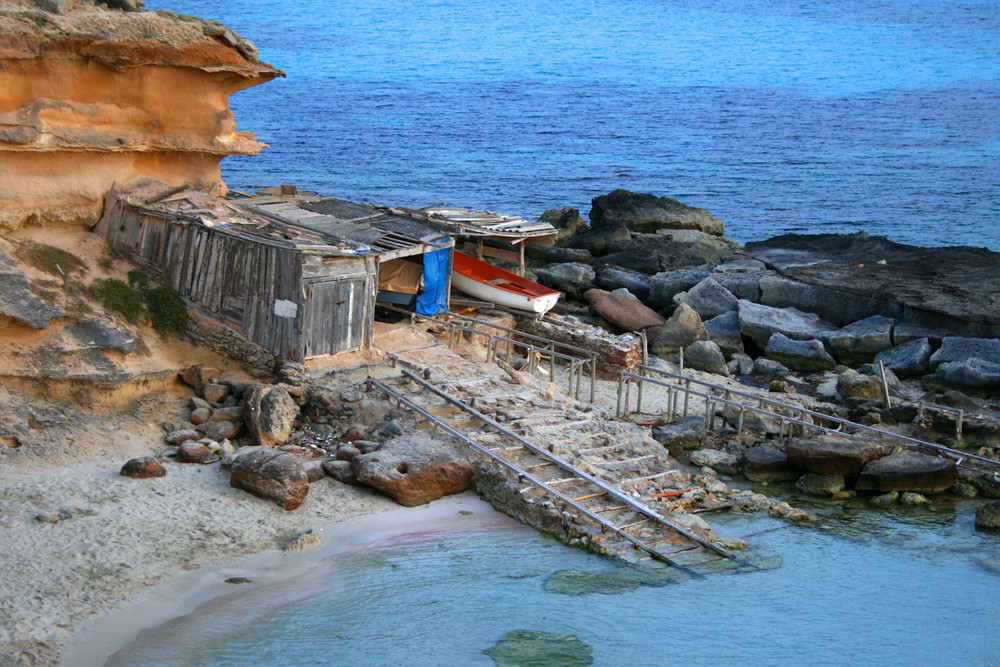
[619,369,1000,473]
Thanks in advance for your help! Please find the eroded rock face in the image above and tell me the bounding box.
[785,435,889,476]
[352,436,473,507]
[244,385,299,447]
[229,446,309,511]
[0,5,283,230]
[855,451,957,494]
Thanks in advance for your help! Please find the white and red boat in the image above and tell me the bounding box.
[451,251,561,314]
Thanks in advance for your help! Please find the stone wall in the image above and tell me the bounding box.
[516,314,644,379]
[184,312,277,375]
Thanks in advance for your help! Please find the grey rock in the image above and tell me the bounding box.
[37,0,75,14]
[875,338,933,379]
[647,267,712,310]
[649,303,708,356]
[930,337,1000,368]
[703,310,744,358]
[730,352,755,375]
[939,390,982,412]
[527,246,592,263]
[709,258,770,301]
[924,358,1000,394]
[975,501,1000,532]
[752,358,790,377]
[856,451,957,494]
[62,319,137,355]
[652,417,707,451]
[737,299,839,349]
[534,263,596,300]
[689,449,738,472]
[541,207,588,243]
[894,323,948,347]
[612,288,641,302]
[822,315,894,364]
[786,435,890,476]
[672,277,738,320]
[758,276,875,326]
[765,333,836,372]
[340,387,362,403]
[236,38,259,61]
[900,492,929,506]
[796,473,846,496]
[589,189,725,236]
[244,385,299,447]
[683,340,729,377]
[871,491,899,507]
[837,369,883,401]
[0,242,66,329]
[596,266,651,301]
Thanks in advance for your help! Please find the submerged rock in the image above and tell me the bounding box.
[484,630,594,667]
[544,568,682,596]
[796,473,846,496]
[975,501,1000,532]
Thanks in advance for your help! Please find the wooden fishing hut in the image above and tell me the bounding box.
[95,186,454,364]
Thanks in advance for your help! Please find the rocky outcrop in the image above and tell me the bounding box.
[229,446,309,511]
[0,3,283,230]
[855,451,957,494]
[539,207,587,244]
[352,435,474,507]
[589,189,725,236]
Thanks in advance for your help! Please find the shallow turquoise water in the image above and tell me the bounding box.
[146,0,1000,249]
[106,496,1000,666]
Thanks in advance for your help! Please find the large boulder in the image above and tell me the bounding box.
[740,447,798,483]
[822,315,894,364]
[855,451,957,494]
[229,446,309,511]
[534,263,596,300]
[875,338,933,379]
[837,369,883,401]
[709,258,770,301]
[737,300,839,349]
[244,385,299,447]
[683,340,729,377]
[539,207,587,244]
[352,436,473,507]
[929,337,1000,368]
[923,358,1000,395]
[595,266,652,302]
[672,277,738,320]
[589,189,725,236]
[764,333,836,372]
[649,303,708,356]
[647,267,712,309]
[785,435,889,476]
[651,417,707,451]
[757,276,874,327]
[583,289,663,332]
[703,310,744,358]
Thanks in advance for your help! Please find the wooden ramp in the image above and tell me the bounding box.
[368,361,753,576]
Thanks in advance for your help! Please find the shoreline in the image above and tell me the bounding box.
[64,493,503,667]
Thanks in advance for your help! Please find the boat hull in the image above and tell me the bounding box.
[451,252,561,314]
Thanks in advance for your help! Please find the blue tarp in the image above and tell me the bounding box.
[415,248,451,315]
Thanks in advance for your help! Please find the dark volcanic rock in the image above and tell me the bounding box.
[566,224,631,256]
[352,436,473,507]
[785,435,889,476]
[534,263,596,300]
[744,234,1000,338]
[583,288,663,332]
[589,189,724,236]
[856,451,957,494]
[539,207,587,244]
[120,456,166,479]
[740,447,798,483]
[229,446,309,511]
[244,384,299,447]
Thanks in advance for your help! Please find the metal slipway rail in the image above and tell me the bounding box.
[367,370,747,575]
[619,365,1000,475]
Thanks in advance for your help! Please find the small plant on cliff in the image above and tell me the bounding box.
[15,242,87,277]
[144,284,188,335]
[87,279,146,324]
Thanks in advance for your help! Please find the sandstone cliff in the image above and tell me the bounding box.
[0,1,283,230]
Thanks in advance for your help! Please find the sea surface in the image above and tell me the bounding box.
[105,492,999,666]
[146,0,1000,250]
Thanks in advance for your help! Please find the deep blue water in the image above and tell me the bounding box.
[148,0,1000,250]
